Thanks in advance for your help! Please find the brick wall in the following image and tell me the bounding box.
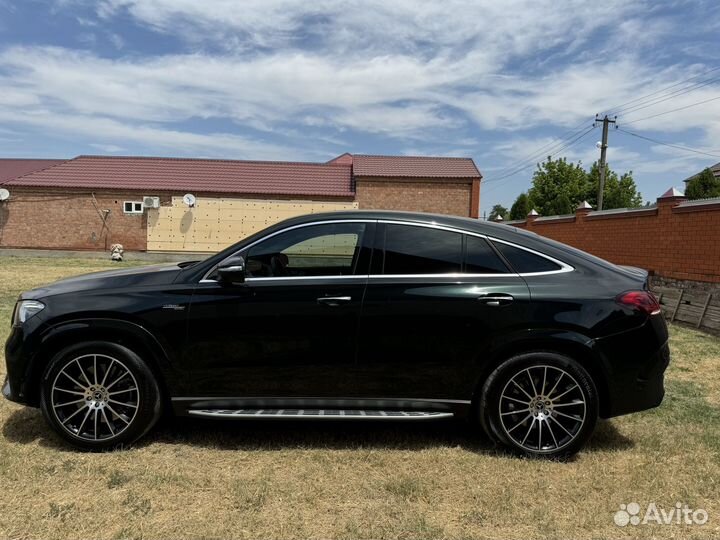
[1,179,481,252]
[0,187,152,251]
[355,177,477,217]
[507,193,720,283]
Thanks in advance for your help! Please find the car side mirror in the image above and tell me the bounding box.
[217,255,246,284]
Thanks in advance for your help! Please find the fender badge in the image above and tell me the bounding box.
[162,304,186,311]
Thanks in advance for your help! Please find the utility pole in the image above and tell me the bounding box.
[595,114,616,211]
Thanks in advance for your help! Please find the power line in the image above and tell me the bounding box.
[481,68,720,191]
[488,118,594,180]
[484,124,596,185]
[616,127,720,159]
[481,125,597,201]
[610,75,720,117]
[621,95,720,125]
[602,65,720,116]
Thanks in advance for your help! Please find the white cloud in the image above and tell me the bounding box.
[0,108,315,160]
[1,0,718,165]
[89,143,125,152]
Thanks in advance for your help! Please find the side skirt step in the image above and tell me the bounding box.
[187,409,454,420]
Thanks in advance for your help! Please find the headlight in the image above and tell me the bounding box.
[12,300,45,326]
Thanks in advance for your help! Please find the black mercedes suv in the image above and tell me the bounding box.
[4,211,669,457]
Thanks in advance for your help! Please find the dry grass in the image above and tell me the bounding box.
[1,255,719,540]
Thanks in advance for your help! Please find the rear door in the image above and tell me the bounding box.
[355,222,531,400]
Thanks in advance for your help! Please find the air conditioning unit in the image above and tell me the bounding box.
[143,196,160,209]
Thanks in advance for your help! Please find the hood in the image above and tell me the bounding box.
[21,263,183,300]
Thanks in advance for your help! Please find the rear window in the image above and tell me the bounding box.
[465,236,509,274]
[492,241,561,274]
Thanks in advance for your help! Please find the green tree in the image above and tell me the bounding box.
[488,204,508,221]
[685,168,720,200]
[527,156,590,216]
[586,162,642,209]
[509,192,530,220]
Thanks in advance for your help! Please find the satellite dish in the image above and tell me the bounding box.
[182,193,196,208]
[0,188,9,201]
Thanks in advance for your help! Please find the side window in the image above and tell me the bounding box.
[245,223,365,278]
[123,201,143,214]
[464,236,509,274]
[491,241,561,274]
[383,224,462,274]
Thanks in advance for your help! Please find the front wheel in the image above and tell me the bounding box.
[40,341,162,451]
[479,352,598,458]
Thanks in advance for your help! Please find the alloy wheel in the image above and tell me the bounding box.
[50,353,140,441]
[498,365,587,453]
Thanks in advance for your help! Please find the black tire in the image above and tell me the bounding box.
[40,341,162,451]
[478,352,598,459]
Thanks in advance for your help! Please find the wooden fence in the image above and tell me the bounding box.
[653,286,720,333]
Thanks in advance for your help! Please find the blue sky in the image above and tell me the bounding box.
[1,1,719,216]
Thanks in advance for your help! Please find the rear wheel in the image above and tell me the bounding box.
[479,352,598,458]
[40,341,162,451]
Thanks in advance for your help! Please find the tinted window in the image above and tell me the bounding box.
[384,224,462,274]
[492,241,561,273]
[246,223,365,277]
[465,236,509,273]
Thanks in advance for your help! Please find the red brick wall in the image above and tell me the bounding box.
[1,180,478,252]
[356,177,474,217]
[509,196,720,283]
[0,187,150,251]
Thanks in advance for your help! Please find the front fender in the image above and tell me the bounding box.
[21,318,177,406]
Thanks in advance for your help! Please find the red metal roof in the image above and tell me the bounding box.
[0,158,66,184]
[7,155,354,198]
[327,153,354,166]
[352,154,481,178]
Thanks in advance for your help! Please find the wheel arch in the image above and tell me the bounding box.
[471,330,611,418]
[26,318,174,407]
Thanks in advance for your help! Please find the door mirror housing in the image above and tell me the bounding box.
[217,255,246,284]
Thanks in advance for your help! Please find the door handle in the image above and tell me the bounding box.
[477,294,514,306]
[317,296,352,307]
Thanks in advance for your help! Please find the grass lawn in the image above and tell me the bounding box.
[1,256,719,540]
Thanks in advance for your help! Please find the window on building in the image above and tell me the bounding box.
[491,241,561,274]
[383,224,462,274]
[123,201,144,214]
[464,236,509,273]
[245,223,366,278]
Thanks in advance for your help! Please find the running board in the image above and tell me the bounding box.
[188,409,454,420]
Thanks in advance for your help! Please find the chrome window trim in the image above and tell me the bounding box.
[199,217,574,283]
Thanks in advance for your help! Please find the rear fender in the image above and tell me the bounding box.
[473,328,611,417]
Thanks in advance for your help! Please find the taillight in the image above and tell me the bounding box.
[616,290,662,316]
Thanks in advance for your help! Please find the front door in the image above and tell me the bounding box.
[356,222,531,401]
[182,221,374,398]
